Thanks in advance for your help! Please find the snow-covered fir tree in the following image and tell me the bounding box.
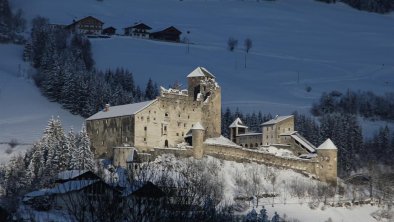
[77,124,95,171]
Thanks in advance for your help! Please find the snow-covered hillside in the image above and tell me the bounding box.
[0,44,83,163]
[146,155,388,222]
[13,0,394,114]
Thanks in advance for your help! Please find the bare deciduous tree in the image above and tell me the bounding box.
[244,38,252,53]
[227,37,238,52]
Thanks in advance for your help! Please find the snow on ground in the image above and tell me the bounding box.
[0,44,83,164]
[150,154,390,222]
[204,135,240,147]
[13,0,394,115]
[259,146,295,158]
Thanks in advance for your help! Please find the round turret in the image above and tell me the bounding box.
[192,122,205,159]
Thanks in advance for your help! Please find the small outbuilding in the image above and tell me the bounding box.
[102,26,116,35]
[150,26,182,42]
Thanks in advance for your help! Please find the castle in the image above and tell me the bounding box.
[86,67,338,184]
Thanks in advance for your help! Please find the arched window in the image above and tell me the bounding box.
[165,140,169,148]
[245,144,248,148]
[255,143,258,147]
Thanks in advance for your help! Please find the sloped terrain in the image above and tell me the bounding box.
[0,44,83,163]
[13,0,394,114]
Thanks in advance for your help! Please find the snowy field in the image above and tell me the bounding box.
[2,0,392,159]
[0,44,83,163]
[12,0,394,115]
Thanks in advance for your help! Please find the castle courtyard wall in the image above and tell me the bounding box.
[203,144,318,176]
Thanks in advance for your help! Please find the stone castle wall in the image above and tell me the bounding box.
[203,144,318,176]
[86,115,134,158]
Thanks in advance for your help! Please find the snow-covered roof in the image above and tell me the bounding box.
[57,170,88,180]
[229,117,248,128]
[86,100,156,120]
[317,139,338,150]
[24,180,99,201]
[187,67,216,78]
[260,146,295,158]
[191,122,205,130]
[290,132,316,153]
[261,115,293,126]
[204,136,241,148]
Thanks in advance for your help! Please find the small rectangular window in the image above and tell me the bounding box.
[144,126,147,131]
[144,138,146,142]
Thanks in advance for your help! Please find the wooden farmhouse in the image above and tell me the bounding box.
[124,23,152,38]
[66,16,104,35]
[150,26,182,42]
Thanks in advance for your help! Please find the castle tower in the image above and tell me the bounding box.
[229,118,248,143]
[187,67,221,139]
[316,139,338,185]
[192,122,205,159]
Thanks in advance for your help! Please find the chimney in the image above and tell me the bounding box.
[104,104,110,112]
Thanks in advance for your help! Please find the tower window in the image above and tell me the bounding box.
[144,126,147,131]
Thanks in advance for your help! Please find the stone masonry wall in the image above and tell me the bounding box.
[203,144,318,177]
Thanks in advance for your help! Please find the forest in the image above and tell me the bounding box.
[316,0,394,13]
[26,16,160,118]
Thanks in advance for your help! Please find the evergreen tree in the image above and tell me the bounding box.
[222,107,233,138]
[4,154,29,196]
[145,78,156,100]
[77,124,95,171]
[67,128,79,170]
[271,212,280,222]
[258,206,269,222]
[245,208,258,222]
[31,16,49,69]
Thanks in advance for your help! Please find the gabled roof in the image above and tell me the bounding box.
[24,180,100,201]
[191,122,205,130]
[229,117,248,128]
[204,136,241,148]
[75,16,104,25]
[57,170,88,180]
[123,181,165,198]
[132,182,165,198]
[86,100,156,121]
[187,67,216,78]
[56,170,101,184]
[290,132,316,153]
[317,139,338,150]
[103,26,116,31]
[153,26,181,34]
[131,23,152,30]
[261,115,293,126]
